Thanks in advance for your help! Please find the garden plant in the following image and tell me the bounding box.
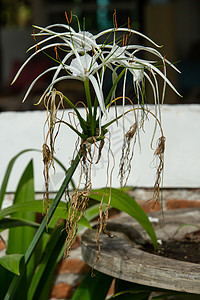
[0,11,181,300]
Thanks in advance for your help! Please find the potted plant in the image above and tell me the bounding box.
[0,11,183,300]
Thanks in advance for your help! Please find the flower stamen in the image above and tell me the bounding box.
[114,9,118,30]
[130,55,134,65]
[35,43,38,54]
[128,17,131,36]
[65,11,72,24]
[33,29,36,42]
[54,45,58,60]
[91,45,96,55]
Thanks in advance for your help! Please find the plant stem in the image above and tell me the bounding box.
[4,152,81,300]
[84,79,94,135]
[84,79,92,116]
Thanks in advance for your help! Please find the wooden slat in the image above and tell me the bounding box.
[81,209,200,294]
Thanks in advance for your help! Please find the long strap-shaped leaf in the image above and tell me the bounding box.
[0,149,37,208]
[4,152,81,300]
[0,148,70,209]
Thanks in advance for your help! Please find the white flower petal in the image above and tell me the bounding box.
[69,53,98,77]
[12,43,67,84]
[22,66,58,102]
[95,27,161,48]
[89,75,105,114]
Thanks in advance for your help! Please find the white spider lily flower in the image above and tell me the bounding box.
[69,53,105,114]
[103,42,181,107]
[31,25,98,54]
[73,31,96,52]
[107,45,127,60]
[131,63,144,83]
[12,19,181,129]
[31,52,105,113]
[69,53,98,77]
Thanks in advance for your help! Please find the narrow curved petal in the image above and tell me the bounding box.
[35,75,81,105]
[11,43,67,84]
[22,66,58,102]
[95,28,162,48]
[89,75,105,114]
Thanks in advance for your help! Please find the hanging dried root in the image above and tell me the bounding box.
[64,187,90,258]
[92,134,115,273]
[80,139,91,163]
[42,143,52,220]
[119,122,137,187]
[96,138,105,164]
[64,137,95,258]
[42,89,65,222]
[152,135,166,207]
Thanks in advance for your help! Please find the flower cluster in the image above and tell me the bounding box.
[11,13,182,259]
[12,14,180,126]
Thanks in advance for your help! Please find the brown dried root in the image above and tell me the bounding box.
[64,129,108,258]
[42,143,52,221]
[92,134,115,273]
[119,122,137,187]
[152,135,166,207]
[95,138,105,164]
[42,89,65,222]
[64,138,94,258]
[64,187,90,258]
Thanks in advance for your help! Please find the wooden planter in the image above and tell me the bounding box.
[81,208,200,294]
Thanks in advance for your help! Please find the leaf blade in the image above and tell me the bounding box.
[89,188,157,249]
[72,270,113,300]
[7,160,36,255]
[0,254,24,276]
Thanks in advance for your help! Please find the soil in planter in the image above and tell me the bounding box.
[142,230,200,264]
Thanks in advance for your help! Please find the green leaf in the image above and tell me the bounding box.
[72,270,113,300]
[0,254,24,275]
[0,265,14,299]
[62,94,89,133]
[0,148,75,210]
[173,224,200,237]
[111,280,151,300]
[6,160,37,298]
[0,217,40,232]
[77,203,107,234]
[60,119,88,139]
[7,160,36,255]
[89,188,157,249]
[109,291,150,300]
[0,200,91,229]
[0,149,38,208]
[85,203,107,221]
[4,153,81,300]
[28,221,66,300]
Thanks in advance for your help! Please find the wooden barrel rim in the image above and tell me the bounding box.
[81,208,200,294]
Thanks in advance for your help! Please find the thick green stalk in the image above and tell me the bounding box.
[84,79,92,116]
[84,79,94,135]
[4,152,81,300]
[105,68,126,107]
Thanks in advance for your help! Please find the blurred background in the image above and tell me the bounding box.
[0,0,200,111]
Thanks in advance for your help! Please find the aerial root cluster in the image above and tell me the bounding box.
[42,90,64,223]
[42,90,166,265]
[152,135,166,207]
[119,122,138,188]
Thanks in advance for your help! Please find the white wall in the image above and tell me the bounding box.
[0,105,200,192]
